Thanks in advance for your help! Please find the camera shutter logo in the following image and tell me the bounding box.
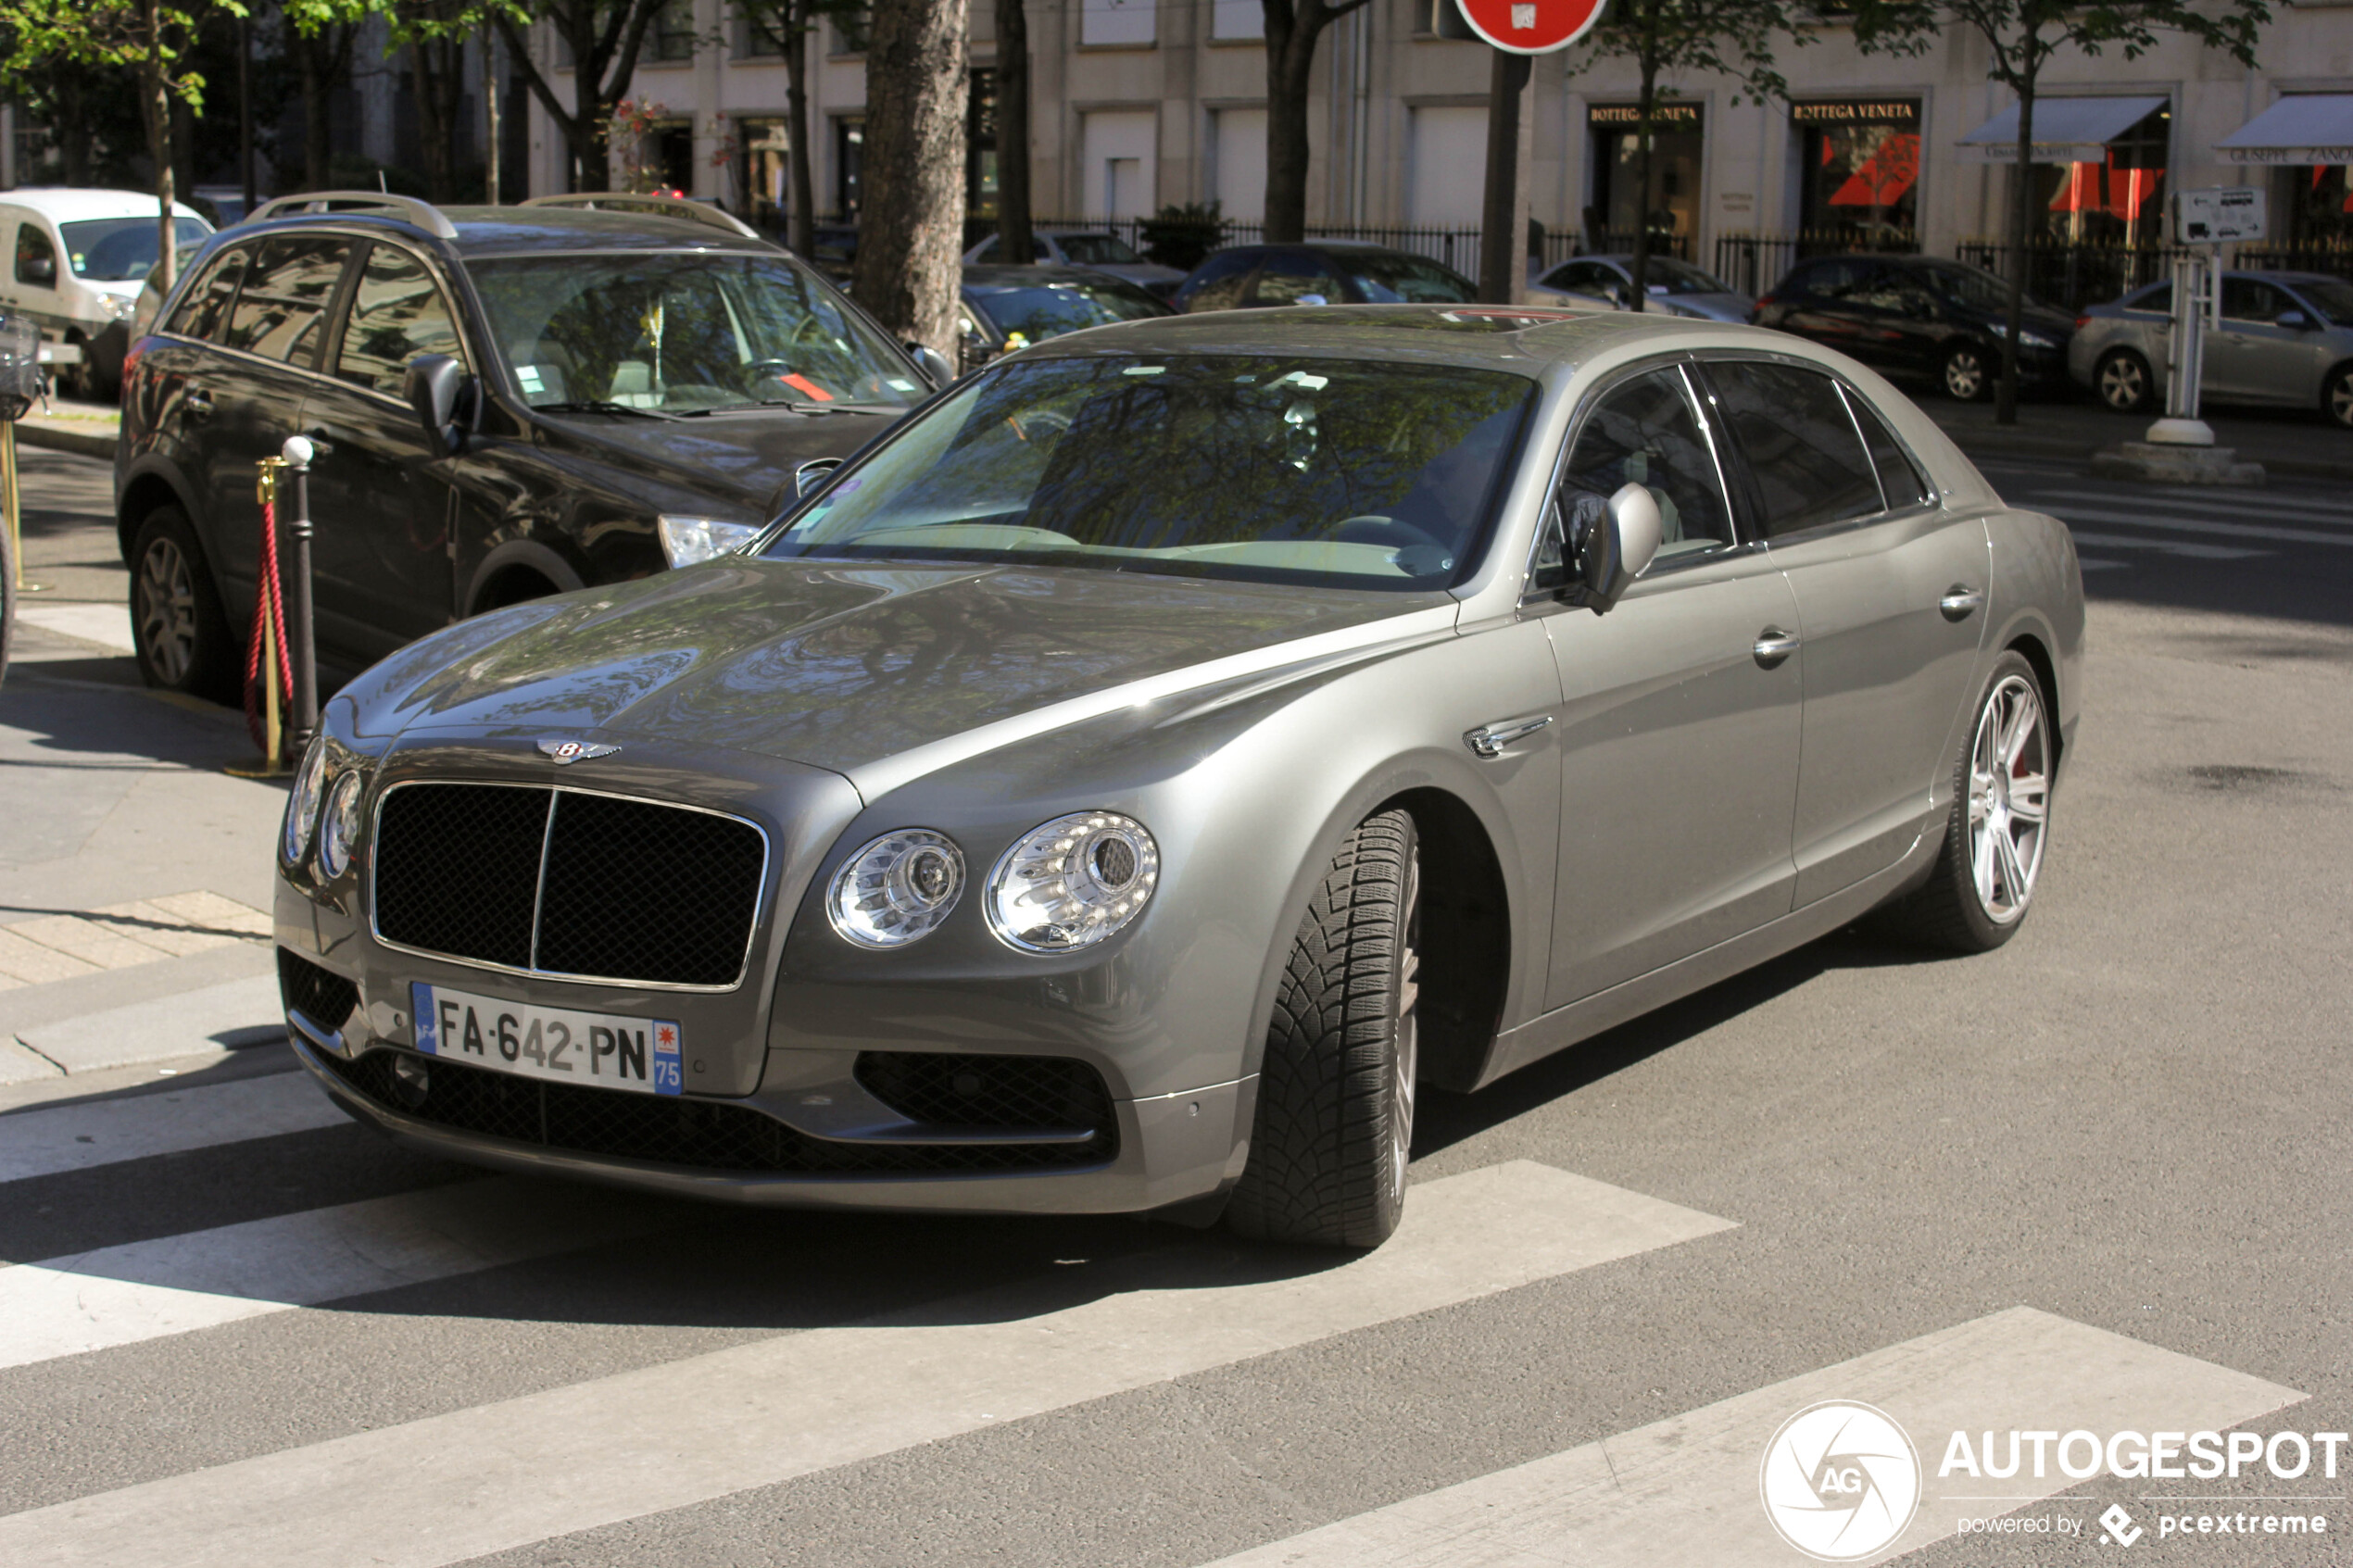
[1759,1400,1922,1561]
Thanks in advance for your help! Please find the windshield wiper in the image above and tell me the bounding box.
[532,400,685,421]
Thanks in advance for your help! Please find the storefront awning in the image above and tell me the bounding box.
[2217,94,2353,166]
[1957,96,2168,164]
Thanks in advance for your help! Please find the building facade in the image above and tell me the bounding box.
[520,0,2353,288]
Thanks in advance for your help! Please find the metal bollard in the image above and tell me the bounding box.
[279,435,321,756]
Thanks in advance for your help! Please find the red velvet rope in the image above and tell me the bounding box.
[244,488,294,757]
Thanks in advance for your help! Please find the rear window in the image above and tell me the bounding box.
[1340,252,1474,305]
[1709,361,1883,538]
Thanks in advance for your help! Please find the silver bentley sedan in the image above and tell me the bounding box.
[275,305,2083,1248]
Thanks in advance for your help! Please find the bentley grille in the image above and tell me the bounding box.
[371,783,767,988]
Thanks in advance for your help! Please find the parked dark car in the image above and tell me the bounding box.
[959,263,1171,368]
[1755,255,2076,402]
[1171,241,1476,313]
[117,191,939,698]
[800,223,861,282]
[963,229,1188,298]
[2070,270,2353,425]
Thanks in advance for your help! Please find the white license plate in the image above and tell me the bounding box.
[409,983,683,1096]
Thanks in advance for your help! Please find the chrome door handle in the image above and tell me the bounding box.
[1939,586,1985,621]
[184,388,214,417]
[1464,715,1553,759]
[1753,629,1801,669]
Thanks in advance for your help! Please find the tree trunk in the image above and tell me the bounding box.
[144,0,176,294]
[573,13,606,190]
[853,0,970,358]
[995,0,1032,264]
[784,14,814,251]
[1629,54,1656,311]
[484,23,503,204]
[1997,70,2035,426]
[299,30,332,191]
[1261,8,1319,244]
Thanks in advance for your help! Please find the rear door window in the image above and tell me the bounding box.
[1840,387,1928,510]
[169,247,247,343]
[334,244,465,395]
[1178,250,1256,313]
[1790,258,1873,300]
[225,236,355,368]
[1708,360,1884,537]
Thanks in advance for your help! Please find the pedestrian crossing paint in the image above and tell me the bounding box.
[2026,487,2353,529]
[1201,1307,2306,1568]
[2050,506,2353,549]
[0,1177,668,1370]
[2064,531,2270,561]
[0,1160,1735,1568]
[0,1069,348,1184]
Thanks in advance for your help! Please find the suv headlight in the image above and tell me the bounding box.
[986,811,1159,953]
[317,768,368,879]
[828,829,965,948]
[283,738,332,864]
[97,293,136,323]
[659,515,761,568]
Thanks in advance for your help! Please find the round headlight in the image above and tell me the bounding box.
[986,811,1159,954]
[827,829,966,948]
[282,738,331,864]
[317,769,366,879]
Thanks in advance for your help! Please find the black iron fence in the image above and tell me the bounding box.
[1956,239,2353,311]
[1713,231,1921,297]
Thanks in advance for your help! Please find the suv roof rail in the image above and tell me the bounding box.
[519,193,763,241]
[246,191,459,239]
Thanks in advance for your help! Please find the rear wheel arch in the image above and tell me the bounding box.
[118,470,195,564]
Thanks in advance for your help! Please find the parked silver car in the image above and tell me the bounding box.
[2070,270,2353,428]
[276,307,2082,1248]
[1529,254,1755,322]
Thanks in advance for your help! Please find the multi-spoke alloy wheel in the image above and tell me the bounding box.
[2096,350,2152,414]
[1876,651,2055,953]
[136,534,198,687]
[2326,369,2353,432]
[129,508,234,698]
[1966,673,2049,924]
[1944,345,1988,401]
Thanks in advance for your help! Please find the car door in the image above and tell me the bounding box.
[2210,276,2321,405]
[1703,357,1989,909]
[299,238,471,659]
[197,232,358,623]
[1537,361,1806,1009]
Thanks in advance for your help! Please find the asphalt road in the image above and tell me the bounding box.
[1,447,2349,1566]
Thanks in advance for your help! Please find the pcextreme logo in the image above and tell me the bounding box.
[1760,1400,1923,1561]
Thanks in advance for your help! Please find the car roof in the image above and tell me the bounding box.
[964,263,1148,292]
[1014,301,1771,370]
[0,187,211,224]
[215,205,790,260]
[1205,240,1432,257]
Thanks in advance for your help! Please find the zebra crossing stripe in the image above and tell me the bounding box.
[0,1071,349,1184]
[2052,506,2353,548]
[1199,1306,2305,1568]
[0,1178,668,1371]
[2028,488,2353,529]
[0,1160,1734,1568]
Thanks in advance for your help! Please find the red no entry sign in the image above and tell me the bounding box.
[1452,0,1608,54]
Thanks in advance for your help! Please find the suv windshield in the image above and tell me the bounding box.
[468,252,924,412]
[972,277,1166,343]
[762,354,1535,590]
[1054,233,1143,266]
[59,218,212,282]
[1340,252,1475,304]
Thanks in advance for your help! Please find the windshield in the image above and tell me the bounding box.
[467,252,924,412]
[761,353,1535,590]
[2292,278,2353,325]
[1054,233,1143,266]
[59,218,212,282]
[1926,264,2039,314]
[972,279,1167,343]
[1639,257,1737,295]
[1341,252,1475,304]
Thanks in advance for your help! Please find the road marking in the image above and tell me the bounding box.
[0,1178,665,1370]
[2027,488,2353,528]
[2064,531,2271,561]
[0,1160,1734,1568]
[1202,1306,2303,1568]
[0,1071,349,1184]
[2052,507,2353,548]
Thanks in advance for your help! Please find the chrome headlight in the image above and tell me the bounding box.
[282,738,331,864]
[986,811,1159,954]
[658,514,761,568]
[316,768,367,879]
[827,829,966,948]
[97,293,137,323]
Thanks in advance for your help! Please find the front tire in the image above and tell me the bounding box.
[130,507,236,700]
[2324,366,2353,431]
[1879,652,2052,953]
[1943,344,1991,402]
[2095,349,2155,414]
[1226,809,1420,1248]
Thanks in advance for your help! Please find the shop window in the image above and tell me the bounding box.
[2032,104,2169,245]
[1587,104,1703,259]
[831,6,869,55]
[835,117,864,216]
[736,118,790,232]
[2286,165,2352,245]
[1410,0,1477,37]
[1793,100,1919,246]
[969,69,998,220]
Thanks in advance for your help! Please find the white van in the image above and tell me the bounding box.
[0,189,210,398]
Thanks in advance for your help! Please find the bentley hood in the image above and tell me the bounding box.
[351,559,1450,784]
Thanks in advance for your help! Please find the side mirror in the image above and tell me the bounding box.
[794,457,842,496]
[2275,309,2312,332]
[904,342,956,388]
[403,354,469,455]
[1576,483,1663,614]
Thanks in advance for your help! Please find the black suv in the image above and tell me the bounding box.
[1754,254,2076,403]
[118,192,941,696]
[1171,242,1475,312]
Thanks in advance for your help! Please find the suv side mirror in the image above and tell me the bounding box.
[905,342,956,389]
[1575,483,1663,614]
[2275,309,2313,332]
[404,354,470,455]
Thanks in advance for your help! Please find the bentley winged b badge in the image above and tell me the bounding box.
[537,739,621,766]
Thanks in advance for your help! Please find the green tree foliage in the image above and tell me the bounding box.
[1851,0,2269,423]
